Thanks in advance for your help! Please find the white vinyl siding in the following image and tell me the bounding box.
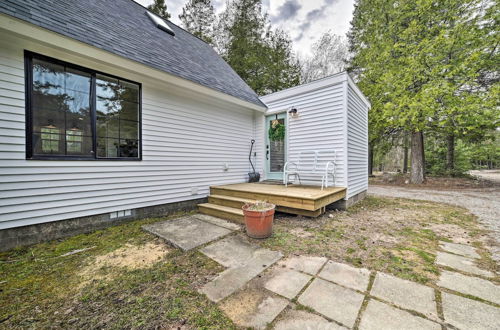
[0,35,263,230]
[347,85,369,198]
[261,80,346,187]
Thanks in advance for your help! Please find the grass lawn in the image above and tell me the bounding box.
[0,197,496,329]
[0,212,235,329]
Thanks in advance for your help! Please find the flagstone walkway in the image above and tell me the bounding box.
[144,214,499,329]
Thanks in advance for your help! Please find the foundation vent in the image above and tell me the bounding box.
[110,209,132,219]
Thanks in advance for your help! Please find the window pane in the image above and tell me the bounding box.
[119,139,139,158]
[120,101,139,121]
[120,80,139,102]
[65,90,91,136]
[32,59,65,115]
[31,58,92,157]
[96,75,120,116]
[97,137,120,158]
[66,68,91,93]
[33,59,65,100]
[97,115,119,138]
[120,119,138,140]
[33,131,64,155]
[96,74,140,159]
[33,109,65,134]
[66,131,92,155]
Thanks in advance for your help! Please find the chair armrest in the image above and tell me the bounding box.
[325,161,335,171]
[284,161,298,171]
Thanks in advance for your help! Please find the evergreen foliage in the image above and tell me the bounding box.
[348,0,499,181]
[180,0,301,95]
[147,0,171,20]
[179,0,216,44]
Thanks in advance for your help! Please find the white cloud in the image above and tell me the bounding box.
[270,0,354,57]
[135,0,354,56]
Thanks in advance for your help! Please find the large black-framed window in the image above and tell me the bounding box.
[25,51,142,160]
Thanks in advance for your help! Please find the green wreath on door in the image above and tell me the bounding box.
[268,119,285,141]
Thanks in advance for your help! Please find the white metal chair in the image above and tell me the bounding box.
[283,150,336,189]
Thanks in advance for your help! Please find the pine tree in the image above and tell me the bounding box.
[348,0,498,182]
[147,0,171,20]
[179,0,216,44]
[222,0,301,95]
[263,29,301,93]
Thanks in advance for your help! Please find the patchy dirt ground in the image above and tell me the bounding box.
[369,185,500,263]
[255,196,497,285]
[78,241,170,287]
[0,214,235,329]
[1,196,497,329]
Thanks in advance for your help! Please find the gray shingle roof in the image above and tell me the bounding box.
[0,0,266,108]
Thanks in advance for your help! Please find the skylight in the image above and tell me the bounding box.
[146,11,175,36]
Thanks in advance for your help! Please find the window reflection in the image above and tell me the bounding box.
[32,58,91,156]
[96,74,139,158]
[28,54,140,159]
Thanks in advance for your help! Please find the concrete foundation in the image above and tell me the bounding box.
[0,197,206,252]
[328,190,367,210]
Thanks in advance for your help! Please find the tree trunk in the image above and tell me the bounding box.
[403,133,409,173]
[368,143,374,176]
[446,134,455,170]
[410,131,425,184]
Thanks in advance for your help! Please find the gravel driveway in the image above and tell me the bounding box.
[368,185,500,263]
[469,169,500,184]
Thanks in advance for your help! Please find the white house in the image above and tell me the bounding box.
[0,0,369,250]
[259,73,370,206]
[0,0,268,249]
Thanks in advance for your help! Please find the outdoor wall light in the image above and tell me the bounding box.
[288,107,298,118]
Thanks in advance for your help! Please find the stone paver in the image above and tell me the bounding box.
[277,255,327,275]
[193,214,241,231]
[438,270,500,305]
[274,310,348,330]
[200,235,258,268]
[200,248,282,302]
[264,268,311,299]
[219,289,289,329]
[359,299,441,330]
[442,292,500,330]
[318,261,370,291]
[439,241,480,259]
[298,278,364,328]
[436,251,494,277]
[142,216,232,251]
[370,273,437,318]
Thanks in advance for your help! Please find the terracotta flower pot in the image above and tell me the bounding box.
[242,203,275,239]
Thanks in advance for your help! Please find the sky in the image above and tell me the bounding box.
[134,0,355,56]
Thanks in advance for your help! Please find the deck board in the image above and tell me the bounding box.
[210,183,346,212]
[213,183,345,200]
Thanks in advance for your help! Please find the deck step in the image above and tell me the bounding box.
[208,194,255,209]
[198,203,244,224]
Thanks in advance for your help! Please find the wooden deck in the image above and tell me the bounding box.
[198,183,346,223]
